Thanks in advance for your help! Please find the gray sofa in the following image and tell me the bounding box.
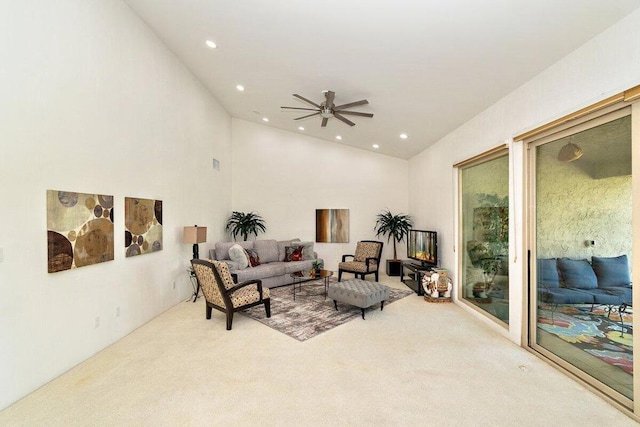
[209,238,323,288]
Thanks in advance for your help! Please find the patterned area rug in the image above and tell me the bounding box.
[537,305,633,374]
[242,279,413,341]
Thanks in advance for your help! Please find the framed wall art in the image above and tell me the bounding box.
[124,197,163,257]
[315,209,349,243]
[47,190,114,273]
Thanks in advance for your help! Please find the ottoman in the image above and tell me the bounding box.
[328,279,390,319]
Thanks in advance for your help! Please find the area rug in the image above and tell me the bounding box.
[537,305,633,374]
[242,279,413,341]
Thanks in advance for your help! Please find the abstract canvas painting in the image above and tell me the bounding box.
[316,209,349,243]
[124,197,163,257]
[47,190,114,273]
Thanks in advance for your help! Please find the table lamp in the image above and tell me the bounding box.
[183,225,207,259]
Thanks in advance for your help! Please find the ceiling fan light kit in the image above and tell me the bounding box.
[281,90,373,127]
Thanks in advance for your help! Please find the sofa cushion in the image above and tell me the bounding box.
[233,262,286,282]
[538,287,595,305]
[214,241,253,261]
[557,258,598,289]
[254,239,279,263]
[538,258,560,289]
[228,244,249,269]
[592,255,631,288]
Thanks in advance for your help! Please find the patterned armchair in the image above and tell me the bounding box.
[191,259,271,330]
[338,240,384,282]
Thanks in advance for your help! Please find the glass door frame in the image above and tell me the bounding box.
[524,102,639,413]
[455,145,511,327]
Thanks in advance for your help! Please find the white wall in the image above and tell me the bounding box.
[409,9,640,342]
[0,0,231,409]
[229,119,409,271]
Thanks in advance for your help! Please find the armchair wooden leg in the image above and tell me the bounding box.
[206,304,212,320]
[226,312,233,330]
[265,298,271,318]
[338,270,343,282]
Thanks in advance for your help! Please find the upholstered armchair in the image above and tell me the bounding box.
[191,259,271,330]
[338,240,384,282]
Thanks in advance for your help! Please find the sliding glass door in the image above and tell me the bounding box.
[459,150,509,324]
[529,108,634,404]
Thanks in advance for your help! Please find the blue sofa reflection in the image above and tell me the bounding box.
[538,255,632,306]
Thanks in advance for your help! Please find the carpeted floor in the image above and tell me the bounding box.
[537,305,633,374]
[242,278,413,341]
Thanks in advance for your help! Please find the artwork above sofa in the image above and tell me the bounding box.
[538,255,632,306]
[209,238,323,288]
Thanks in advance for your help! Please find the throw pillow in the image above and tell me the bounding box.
[298,241,315,260]
[246,248,261,267]
[284,245,304,262]
[557,258,597,289]
[537,258,560,289]
[592,255,630,288]
[228,244,249,269]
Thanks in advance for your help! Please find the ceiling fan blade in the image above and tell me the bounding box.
[281,106,320,111]
[324,91,335,108]
[293,94,322,109]
[334,110,374,118]
[294,112,321,120]
[334,99,368,110]
[333,112,355,126]
[321,117,329,127]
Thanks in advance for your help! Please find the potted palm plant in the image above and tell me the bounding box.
[225,211,267,241]
[374,209,413,276]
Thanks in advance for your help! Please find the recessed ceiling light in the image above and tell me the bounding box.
[400,133,408,139]
[372,144,379,149]
[205,40,217,49]
[236,84,245,91]
[298,126,305,131]
[262,117,269,122]
[336,135,342,140]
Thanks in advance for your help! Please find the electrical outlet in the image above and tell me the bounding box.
[115,307,120,317]
[173,281,176,289]
[94,316,100,328]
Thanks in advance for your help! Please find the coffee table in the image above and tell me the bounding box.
[290,269,333,301]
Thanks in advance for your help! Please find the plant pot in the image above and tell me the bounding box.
[386,259,402,276]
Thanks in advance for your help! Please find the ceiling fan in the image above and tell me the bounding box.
[281,90,373,127]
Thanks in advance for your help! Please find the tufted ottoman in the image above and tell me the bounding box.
[328,279,390,319]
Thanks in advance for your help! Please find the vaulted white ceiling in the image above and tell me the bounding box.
[124,0,640,159]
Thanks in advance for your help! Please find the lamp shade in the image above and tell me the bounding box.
[558,142,583,162]
[183,226,207,244]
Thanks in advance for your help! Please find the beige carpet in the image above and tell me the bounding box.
[0,274,636,426]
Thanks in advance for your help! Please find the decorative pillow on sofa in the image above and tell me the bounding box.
[297,241,315,260]
[592,255,630,288]
[246,248,261,267]
[538,258,560,288]
[284,245,304,262]
[228,244,249,269]
[557,258,597,289]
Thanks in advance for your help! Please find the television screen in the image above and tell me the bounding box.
[407,229,437,267]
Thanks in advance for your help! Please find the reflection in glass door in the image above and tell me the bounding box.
[460,152,509,324]
[531,111,633,403]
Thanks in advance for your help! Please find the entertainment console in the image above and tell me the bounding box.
[401,262,432,295]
